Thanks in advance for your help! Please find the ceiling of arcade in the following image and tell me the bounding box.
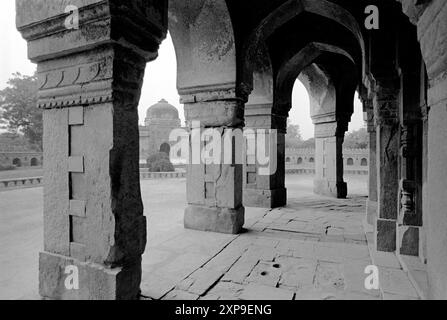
[226,0,367,118]
[168,0,421,120]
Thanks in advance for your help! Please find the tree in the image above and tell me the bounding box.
[343,127,368,149]
[0,73,41,150]
[0,132,34,151]
[297,137,315,148]
[285,122,303,148]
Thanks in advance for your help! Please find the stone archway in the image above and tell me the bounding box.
[159,142,171,155]
[30,158,39,166]
[12,158,21,167]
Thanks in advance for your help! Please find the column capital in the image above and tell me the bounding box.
[373,86,399,127]
[314,120,348,138]
[244,104,287,132]
[16,0,167,63]
[16,1,168,110]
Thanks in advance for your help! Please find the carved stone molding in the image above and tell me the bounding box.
[314,120,348,139]
[399,179,416,223]
[36,45,146,109]
[374,97,399,127]
[400,125,415,158]
[16,0,168,63]
[184,99,244,128]
[179,85,241,104]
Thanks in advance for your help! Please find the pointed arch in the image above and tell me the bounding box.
[242,0,365,89]
[169,0,237,96]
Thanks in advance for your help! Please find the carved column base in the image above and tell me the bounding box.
[313,179,347,199]
[39,252,141,300]
[243,188,287,209]
[375,219,397,252]
[184,205,244,234]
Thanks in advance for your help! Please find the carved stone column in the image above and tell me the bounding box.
[396,66,424,256]
[420,103,429,263]
[313,116,349,199]
[182,88,245,234]
[243,104,287,208]
[373,84,400,252]
[16,0,167,299]
[365,102,378,226]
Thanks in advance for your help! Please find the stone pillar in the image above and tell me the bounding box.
[16,1,167,299]
[396,67,424,257]
[243,105,287,208]
[182,89,245,234]
[313,119,348,199]
[420,103,429,263]
[373,85,400,252]
[366,106,378,226]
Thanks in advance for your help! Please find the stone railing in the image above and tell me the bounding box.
[286,168,316,175]
[285,167,368,176]
[140,171,186,180]
[0,176,43,190]
[0,171,187,191]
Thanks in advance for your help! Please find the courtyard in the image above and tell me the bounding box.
[0,175,422,300]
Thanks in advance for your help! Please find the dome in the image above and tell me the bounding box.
[145,99,179,120]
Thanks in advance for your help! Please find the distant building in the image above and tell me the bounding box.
[139,99,182,163]
[0,151,43,168]
[285,148,369,170]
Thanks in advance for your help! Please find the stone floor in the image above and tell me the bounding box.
[142,198,418,300]
[0,175,422,300]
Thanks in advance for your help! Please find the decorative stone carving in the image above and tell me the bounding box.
[399,179,416,220]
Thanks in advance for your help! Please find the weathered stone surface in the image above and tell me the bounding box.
[425,77,447,299]
[245,262,282,287]
[184,205,244,234]
[379,267,419,298]
[243,188,287,209]
[376,219,397,252]
[239,284,294,300]
[163,290,199,300]
[313,125,348,199]
[398,226,420,256]
[39,252,141,300]
[16,0,168,300]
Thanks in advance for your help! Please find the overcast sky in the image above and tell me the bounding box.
[0,1,365,139]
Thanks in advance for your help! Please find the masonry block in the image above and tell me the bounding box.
[376,219,397,252]
[398,226,420,256]
[184,205,244,234]
[313,179,347,199]
[39,252,141,300]
[243,188,287,208]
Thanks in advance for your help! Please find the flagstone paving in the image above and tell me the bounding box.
[0,175,421,300]
[139,176,421,300]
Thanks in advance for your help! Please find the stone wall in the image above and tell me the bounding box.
[0,152,43,168]
[285,148,369,172]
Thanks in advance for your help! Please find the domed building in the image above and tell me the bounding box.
[139,99,181,162]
